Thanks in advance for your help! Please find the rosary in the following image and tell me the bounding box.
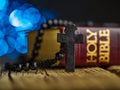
[1,19,83,79]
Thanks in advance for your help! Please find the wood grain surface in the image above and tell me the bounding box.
[0,67,120,90]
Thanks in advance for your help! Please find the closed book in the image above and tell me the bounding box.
[59,27,120,66]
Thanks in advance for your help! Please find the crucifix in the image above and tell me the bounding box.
[57,24,83,72]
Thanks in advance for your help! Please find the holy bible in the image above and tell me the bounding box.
[59,27,120,67]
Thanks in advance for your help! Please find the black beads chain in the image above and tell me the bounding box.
[3,19,74,74]
[31,19,73,61]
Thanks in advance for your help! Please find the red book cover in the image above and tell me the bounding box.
[59,27,120,66]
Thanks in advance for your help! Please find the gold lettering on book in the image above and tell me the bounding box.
[99,29,110,63]
[86,29,110,64]
[86,29,97,63]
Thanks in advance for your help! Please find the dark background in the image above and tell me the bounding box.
[28,0,120,25]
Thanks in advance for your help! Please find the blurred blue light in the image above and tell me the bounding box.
[0,0,8,20]
[23,7,41,24]
[0,0,56,60]
[0,31,4,43]
[0,40,8,56]
[9,9,33,31]
[40,16,46,24]
[6,50,20,60]
[41,10,57,20]
[6,36,16,54]
[9,4,41,32]
[0,0,8,10]
[15,36,28,54]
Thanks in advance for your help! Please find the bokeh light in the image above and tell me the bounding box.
[9,4,41,32]
[0,0,56,60]
[0,0,8,10]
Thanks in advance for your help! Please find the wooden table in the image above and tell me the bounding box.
[0,66,120,90]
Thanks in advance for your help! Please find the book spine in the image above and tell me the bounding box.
[59,27,120,66]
